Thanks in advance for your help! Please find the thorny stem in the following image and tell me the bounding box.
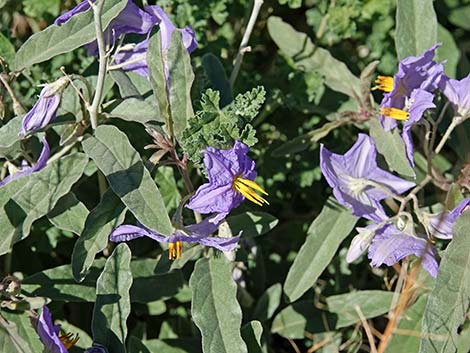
[88,0,108,130]
[229,0,263,87]
[0,73,25,116]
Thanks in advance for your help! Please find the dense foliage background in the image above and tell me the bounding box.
[0,0,469,352]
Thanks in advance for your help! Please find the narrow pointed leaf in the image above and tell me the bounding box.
[241,321,263,353]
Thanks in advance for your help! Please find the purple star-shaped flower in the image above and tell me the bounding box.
[423,198,470,239]
[36,307,78,353]
[0,138,50,187]
[113,5,197,78]
[320,134,415,221]
[377,44,443,131]
[110,215,240,260]
[186,141,268,218]
[368,224,438,277]
[439,74,470,119]
[20,77,69,135]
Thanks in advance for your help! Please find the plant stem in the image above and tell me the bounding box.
[0,73,25,116]
[434,116,462,155]
[88,0,108,130]
[229,0,263,87]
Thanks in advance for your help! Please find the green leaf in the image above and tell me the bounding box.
[0,153,88,256]
[0,33,15,66]
[253,283,282,322]
[387,294,428,353]
[284,198,358,302]
[104,97,162,124]
[48,192,89,235]
[72,188,126,282]
[110,70,152,98]
[419,211,470,353]
[0,313,35,353]
[448,5,470,30]
[143,339,202,353]
[23,0,60,19]
[14,0,127,70]
[271,301,335,339]
[395,0,437,60]
[369,119,416,177]
[189,257,248,353]
[0,117,22,158]
[82,125,172,235]
[326,290,395,328]
[241,321,263,353]
[202,53,233,107]
[155,166,181,213]
[92,244,133,353]
[0,311,43,353]
[267,16,360,98]
[128,336,152,353]
[436,25,460,78]
[225,212,278,238]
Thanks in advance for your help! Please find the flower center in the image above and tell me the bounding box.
[374,75,394,92]
[168,240,183,260]
[232,176,269,206]
[380,107,409,121]
[345,176,371,197]
[59,332,79,349]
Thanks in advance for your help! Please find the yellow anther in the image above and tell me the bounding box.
[233,177,269,206]
[176,240,182,259]
[168,242,182,260]
[374,75,394,92]
[380,107,410,121]
[59,332,79,349]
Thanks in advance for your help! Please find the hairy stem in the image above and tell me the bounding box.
[0,73,25,116]
[229,0,263,87]
[434,116,462,155]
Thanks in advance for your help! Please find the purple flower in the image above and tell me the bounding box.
[35,307,79,353]
[320,134,415,221]
[0,138,50,187]
[439,74,470,119]
[186,141,268,218]
[377,44,443,131]
[110,215,240,260]
[20,78,69,135]
[54,0,92,25]
[112,5,197,78]
[368,224,439,277]
[85,344,108,353]
[423,198,470,239]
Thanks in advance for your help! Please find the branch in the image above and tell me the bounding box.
[229,0,263,87]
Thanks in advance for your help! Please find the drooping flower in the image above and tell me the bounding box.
[320,134,415,221]
[439,74,470,119]
[20,77,69,135]
[186,141,268,218]
[422,198,470,239]
[112,5,197,78]
[110,216,240,260]
[376,43,444,131]
[35,306,79,353]
[368,224,438,277]
[0,138,50,187]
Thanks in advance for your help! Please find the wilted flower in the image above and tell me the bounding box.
[422,198,470,239]
[376,43,443,131]
[113,5,197,78]
[110,216,240,260]
[0,138,50,187]
[20,77,69,135]
[35,306,79,353]
[439,74,470,119]
[346,225,378,263]
[368,224,438,278]
[186,141,268,218]
[320,134,414,221]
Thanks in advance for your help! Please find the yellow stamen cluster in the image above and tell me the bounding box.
[168,240,183,260]
[374,75,394,92]
[380,107,410,121]
[233,177,269,206]
[59,332,79,350]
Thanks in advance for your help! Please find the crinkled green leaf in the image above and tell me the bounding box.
[190,257,248,353]
[82,125,172,235]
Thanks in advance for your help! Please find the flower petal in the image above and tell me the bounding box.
[109,224,166,242]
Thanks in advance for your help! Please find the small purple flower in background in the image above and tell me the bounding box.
[54,0,92,25]
[85,344,108,353]
[0,138,50,187]
[439,74,470,119]
[376,43,443,131]
[35,306,79,353]
[368,224,439,277]
[112,5,197,78]
[20,77,69,135]
[110,215,240,260]
[186,141,268,218]
[422,198,470,239]
[320,134,414,221]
